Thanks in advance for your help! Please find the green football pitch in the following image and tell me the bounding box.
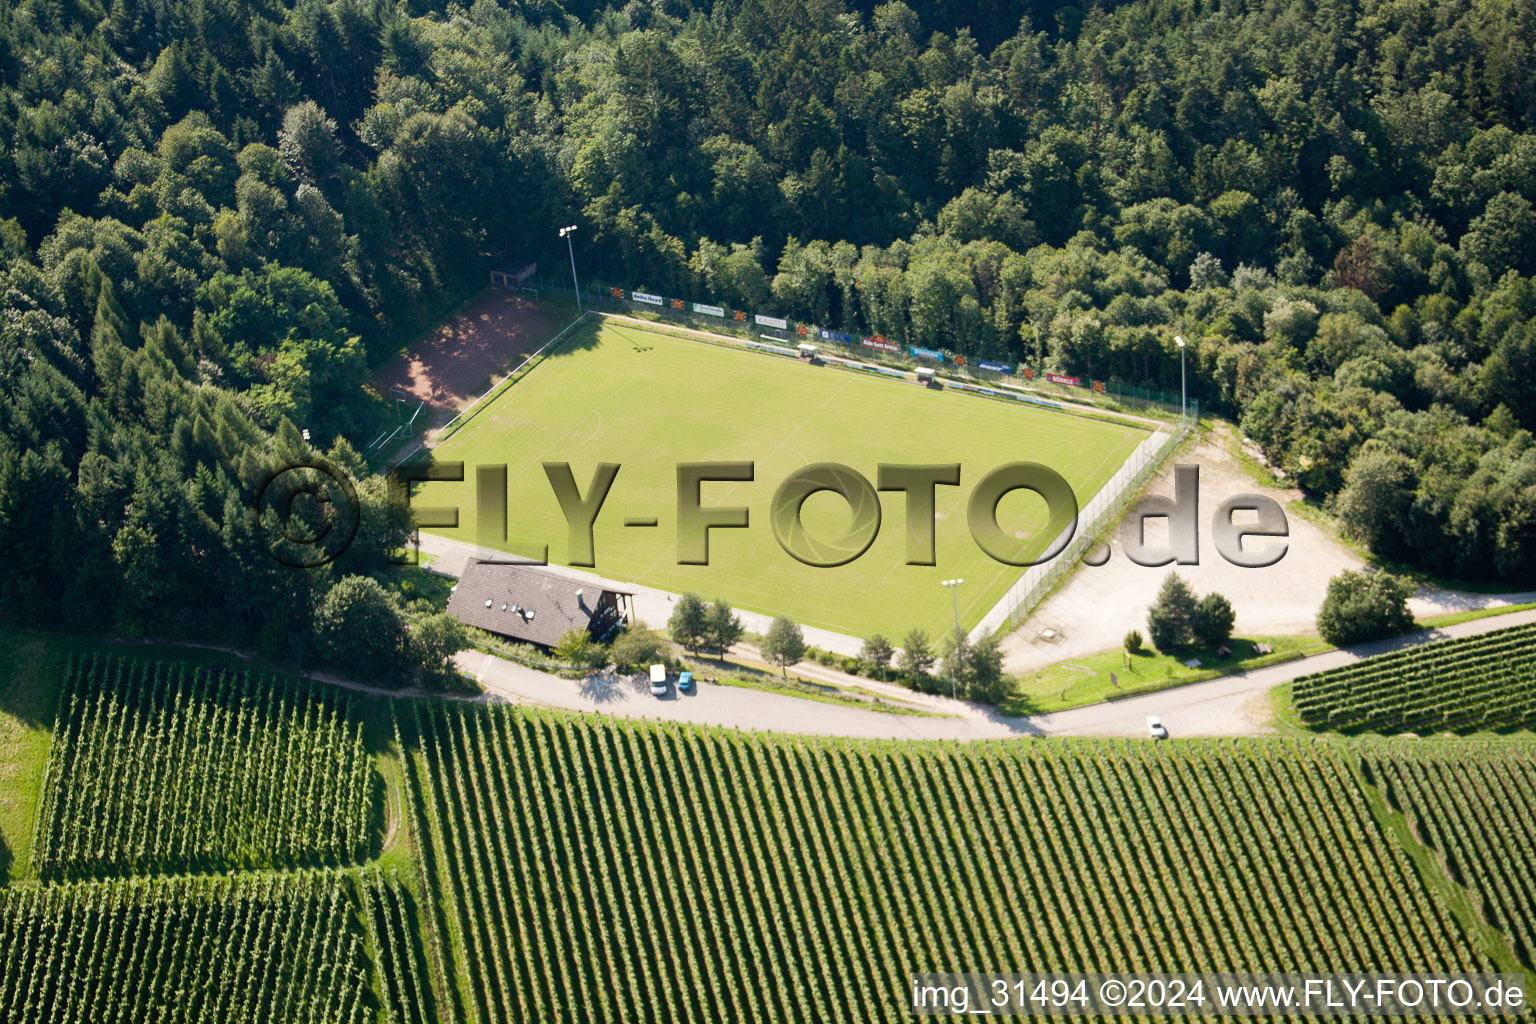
[414,319,1147,639]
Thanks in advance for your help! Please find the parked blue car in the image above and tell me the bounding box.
[677,671,694,693]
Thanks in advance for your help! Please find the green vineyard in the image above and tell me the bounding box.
[6,644,1536,1024]
[401,703,1490,1024]
[1292,623,1536,734]
[355,870,439,1024]
[1367,744,1536,972]
[35,655,376,877]
[0,870,370,1024]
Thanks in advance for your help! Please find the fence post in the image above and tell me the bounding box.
[992,414,1190,634]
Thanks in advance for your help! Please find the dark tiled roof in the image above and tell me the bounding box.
[447,560,623,647]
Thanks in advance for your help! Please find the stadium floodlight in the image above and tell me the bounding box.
[940,578,965,700]
[559,225,581,311]
[1175,335,1186,423]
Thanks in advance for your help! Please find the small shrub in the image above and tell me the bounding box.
[1317,570,1414,646]
[609,622,669,673]
[1124,629,1144,654]
[555,628,606,669]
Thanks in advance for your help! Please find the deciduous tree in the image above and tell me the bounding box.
[761,616,806,677]
[668,592,708,652]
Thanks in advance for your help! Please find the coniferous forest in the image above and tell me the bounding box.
[3,0,1536,660]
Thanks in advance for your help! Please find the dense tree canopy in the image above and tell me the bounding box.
[2,0,1535,669]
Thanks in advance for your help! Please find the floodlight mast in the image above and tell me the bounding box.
[1175,335,1186,423]
[559,225,581,311]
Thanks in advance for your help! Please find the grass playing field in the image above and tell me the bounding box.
[414,319,1147,638]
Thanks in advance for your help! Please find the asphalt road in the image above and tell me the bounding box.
[454,607,1536,740]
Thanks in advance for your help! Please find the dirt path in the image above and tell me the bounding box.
[722,641,959,713]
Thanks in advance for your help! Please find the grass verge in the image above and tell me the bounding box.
[1266,682,1312,737]
[1417,602,1536,630]
[707,673,938,715]
[0,626,65,883]
[685,653,942,717]
[1003,634,1330,715]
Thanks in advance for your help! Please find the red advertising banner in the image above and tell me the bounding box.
[1046,373,1083,387]
[734,310,747,322]
[861,335,899,352]
[1092,380,1105,393]
[611,287,623,298]
[796,324,808,337]
[671,298,684,310]
[954,354,967,367]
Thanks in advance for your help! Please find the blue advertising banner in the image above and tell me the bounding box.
[911,347,945,362]
[978,360,1011,373]
[819,329,854,345]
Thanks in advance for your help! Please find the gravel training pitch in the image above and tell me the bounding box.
[370,290,564,428]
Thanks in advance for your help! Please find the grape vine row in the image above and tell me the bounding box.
[1366,743,1536,970]
[1292,623,1536,734]
[0,869,370,1024]
[35,654,375,877]
[402,703,1488,1024]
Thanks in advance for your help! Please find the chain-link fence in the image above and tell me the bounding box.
[533,274,1203,637]
[438,280,1200,637]
[971,405,1198,639]
[531,273,1192,421]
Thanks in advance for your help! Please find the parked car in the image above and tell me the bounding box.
[649,664,668,697]
[677,671,694,693]
[1146,715,1169,740]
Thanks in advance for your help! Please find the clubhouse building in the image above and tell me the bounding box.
[447,560,631,649]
